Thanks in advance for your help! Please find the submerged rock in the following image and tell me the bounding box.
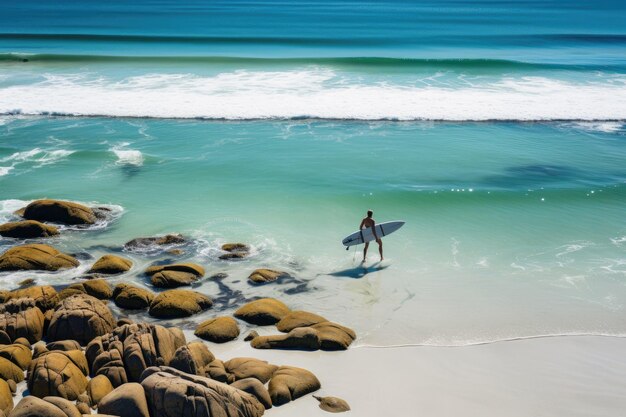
[149,289,212,318]
[88,254,132,274]
[123,234,187,251]
[0,220,59,238]
[0,244,79,272]
[234,298,290,325]
[248,269,287,284]
[194,316,240,343]
[313,395,351,413]
[19,199,96,225]
[219,243,250,260]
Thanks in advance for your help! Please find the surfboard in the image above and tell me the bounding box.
[342,221,405,247]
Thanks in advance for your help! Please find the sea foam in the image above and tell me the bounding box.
[1,69,625,121]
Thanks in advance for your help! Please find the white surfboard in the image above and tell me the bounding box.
[342,221,405,247]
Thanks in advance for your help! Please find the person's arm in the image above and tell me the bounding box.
[371,219,379,240]
[359,219,365,229]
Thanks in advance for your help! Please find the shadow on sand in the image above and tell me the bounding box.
[326,262,389,279]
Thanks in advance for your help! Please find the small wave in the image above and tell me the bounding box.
[563,122,624,133]
[0,166,12,177]
[0,147,75,166]
[111,144,144,167]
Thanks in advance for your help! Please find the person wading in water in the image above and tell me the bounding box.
[360,209,383,262]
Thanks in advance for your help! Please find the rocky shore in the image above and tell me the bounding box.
[0,199,354,416]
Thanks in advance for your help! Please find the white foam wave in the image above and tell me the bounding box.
[111,144,144,167]
[1,70,625,120]
[565,122,624,133]
[0,166,12,177]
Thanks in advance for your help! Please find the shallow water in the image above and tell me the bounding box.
[1,117,626,345]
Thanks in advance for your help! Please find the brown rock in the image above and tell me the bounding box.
[87,375,114,408]
[313,395,351,413]
[221,243,250,252]
[0,342,32,369]
[234,298,290,325]
[194,317,240,343]
[112,284,153,310]
[169,341,215,376]
[27,350,89,400]
[0,300,45,343]
[57,288,84,301]
[5,285,59,311]
[0,356,23,382]
[231,378,272,409]
[224,357,277,384]
[6,380,16,394]
[145,263,204,288]
[76,402,90,415]
[88,255,132,275]
[269,366,321,406]
[276,310,328,332]
[20,199,96,225]
[0,244,79,272]
[46,340,81,352]
[248,269,286,284]
[141,366,264,417]
[47,294,116,345]
[0,220,59,239]
[148,289,212,318]
[67,279,113,300]
[9,396,81,417]
[310,322,356,350]
[206,359,229,383]
[244,330,259,342]
[251,327,321,351]
[98,383,150,417]
[0,379,11,416]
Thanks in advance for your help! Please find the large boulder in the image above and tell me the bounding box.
[310,322,356,350]
[149,289,212,318]
[145,263,204,288]
[169,341,215,376]
[27,350,89,400]
[98,383,150,417]
[194,316,240,343]
[251,327,321,351]
[248,269,286,284]
[0,355,24,382]
[0,379,12,416]
[112,284,154,310]
[0,299,45,343]
[4,285,59,311]
[47,294,116,345]
[224,357,277,384]
[0,244,79,272]
[9,396,82,417]
[276,310,328,332]
[231,378,272,409]
[268,366,320,406]
[87,374,114,408]
[88,255,132,274]
[141,366,265,417]
[234,298,290,325]
[206,359,229,383]
[0,220,59,239]
[20,199,96,225]
[66,279,113,300]
[0,342,32,370]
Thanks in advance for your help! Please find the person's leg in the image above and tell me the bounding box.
[378,239,383,260]
[362,242,369,262]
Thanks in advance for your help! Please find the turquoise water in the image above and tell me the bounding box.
[0,1,626,345]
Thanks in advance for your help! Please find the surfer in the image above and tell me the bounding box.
[360,210,383,262]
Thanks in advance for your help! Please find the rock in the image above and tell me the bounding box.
[0,332,9,346]
[148,289,212,318]
[0,342,32,369]
[0,356,23,382]
[87,375,113,408]
[0,380,11,416]
[251,327,321,351]
[206,359,229,383]
[27,350,89,400]
[6,380,16,394]
[248,269,286,284]
[46,340,81,352]
[17,279,35,288]
[141,366,265,417]
[116,318,134,327]
[88,255,132,275]
[313,395,351,413]
[89,348,127,387]
[5,285,59,311]
[9,396,82,417]
[244,330,259,342]
[219,252,247,260]
[234,298,290,325]
[0,300,45,343]
[112,284,153,310]
[269,366,321,406]
[98,383,150,417]
[57,288,84,301]
[222,243,250,253]
[0,220,59,239]
[224,357,277,384]
[123,234,187,251]
[310,322,356,350]
[194,317,240,343]
[0,244,79,272]
[276,310,328,332]
[169,341,215,376]
[145,263,204,288]
[47,294,116,345]
[66,279,113,300]
[231,378,272,409]
[76,402,90,415]
[20,199,96,225]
